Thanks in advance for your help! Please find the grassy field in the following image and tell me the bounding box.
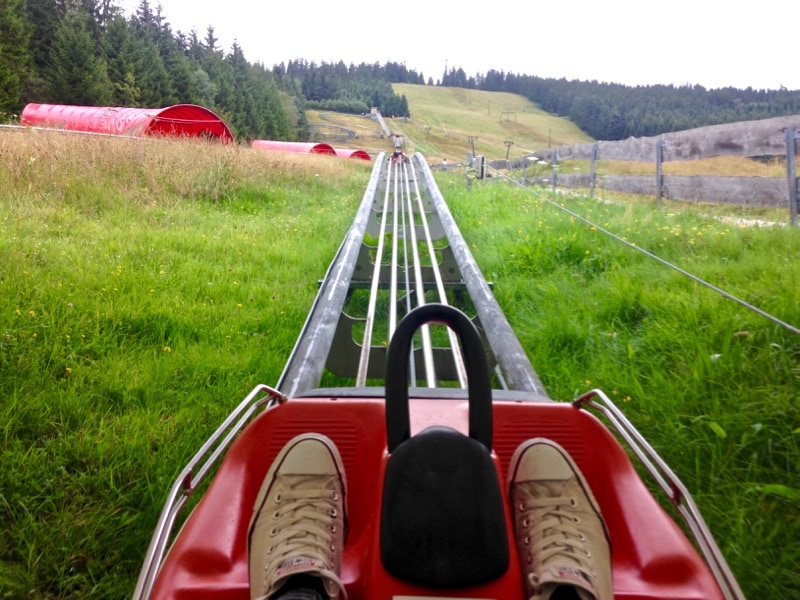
[389,83,593,163]
[312,84,796,184]
[438,173,799,597]
[0,129,371,597]
[305,84,593,164]
[1,116,798,600]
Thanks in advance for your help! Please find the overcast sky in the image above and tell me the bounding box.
[117,0,799,91]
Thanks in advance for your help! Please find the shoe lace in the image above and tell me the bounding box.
[267,476,342,579]
[520,495,594,577]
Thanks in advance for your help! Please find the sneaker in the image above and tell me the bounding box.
[248,433,347,600]
[508,438,612,600]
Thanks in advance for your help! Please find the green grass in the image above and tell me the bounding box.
[440,175,800,597]
[1,128,798,598]
[0,130,369,597]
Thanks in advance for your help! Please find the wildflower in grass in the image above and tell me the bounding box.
[624,396,632,403]
[29,310,35,317]
[163,346,172,352]
[585,379,591,386]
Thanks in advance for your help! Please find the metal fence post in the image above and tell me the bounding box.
[590,143,599,199]
[786,128,799,226]
[551,149,558,193]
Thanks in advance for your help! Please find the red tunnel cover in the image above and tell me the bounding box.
[21,103,234,142]
[251,140,336,155]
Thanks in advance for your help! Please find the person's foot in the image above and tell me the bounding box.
[508,438,612,600]
[248,434,347,600]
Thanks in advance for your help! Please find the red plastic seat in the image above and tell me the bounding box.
[150,396,724,600]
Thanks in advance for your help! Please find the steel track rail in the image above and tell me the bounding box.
[277,152,548,396]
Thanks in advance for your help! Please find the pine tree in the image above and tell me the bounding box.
[24,0,63,76]
[47,11,112,105]
[0,0,31,115]
[102,16,140,105]
[131,36,175,106]
[128,0,177,106]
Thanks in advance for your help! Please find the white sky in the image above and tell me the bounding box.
[117,0,800,91]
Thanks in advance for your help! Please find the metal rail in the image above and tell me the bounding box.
[134,152,550,599]
[575,389,746,600]
[132,384,286,600]
[277,152,548,396]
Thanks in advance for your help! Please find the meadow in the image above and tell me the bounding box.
[1,128,798,598]
[0,129,370,597]
[441,171,799,597]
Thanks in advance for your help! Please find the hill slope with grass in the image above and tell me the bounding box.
[391,83,593,162]
[306,84,593,162]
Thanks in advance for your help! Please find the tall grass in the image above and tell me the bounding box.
[441,175,800,597]
[0,130,369,597]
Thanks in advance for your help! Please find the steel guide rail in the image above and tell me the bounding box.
[132,384,286,600]
[575,389,746,600]
[277,152,548,396]
[134,152,549,598]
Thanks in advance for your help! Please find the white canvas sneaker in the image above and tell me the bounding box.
[508,438,613,600]
[248,433,347,600]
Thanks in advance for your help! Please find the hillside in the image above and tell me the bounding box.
[306,84,593,163]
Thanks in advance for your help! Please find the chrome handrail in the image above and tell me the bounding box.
[131,384,286,600]
[574,389,745,600]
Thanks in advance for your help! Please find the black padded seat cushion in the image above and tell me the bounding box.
[380,425,510,588]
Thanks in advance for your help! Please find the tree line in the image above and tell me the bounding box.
[0,0,413,141]
[3,0,800,142]
[444,67,800,140]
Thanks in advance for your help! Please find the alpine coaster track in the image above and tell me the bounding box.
[133,152,745,600]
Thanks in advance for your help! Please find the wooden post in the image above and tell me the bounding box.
[551,149,558,193]
[590,143,598,199]
[786,128,799,226]
[656,140,665,207]
[468,136,478,156]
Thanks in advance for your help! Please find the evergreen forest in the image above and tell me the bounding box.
[2,0,800,141]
